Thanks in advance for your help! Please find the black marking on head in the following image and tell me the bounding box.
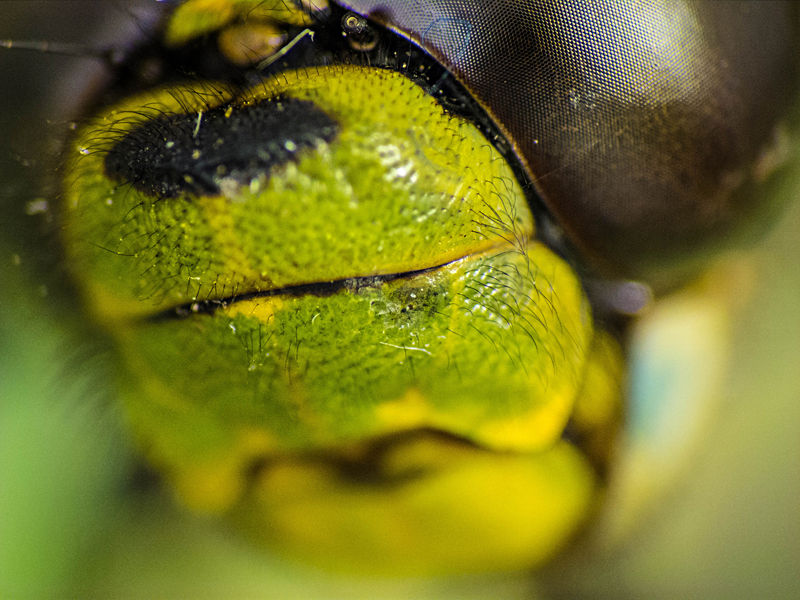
[104,97,339,198]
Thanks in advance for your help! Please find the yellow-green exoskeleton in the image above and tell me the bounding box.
[59,0,625,574]
[56,0,799,577]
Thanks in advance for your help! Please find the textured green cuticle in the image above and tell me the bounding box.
[118,245,591,457]
[63,63,594,489]
[62,67,532,319]
[55,21,624,573]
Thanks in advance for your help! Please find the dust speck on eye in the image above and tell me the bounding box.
[25,199,49,215]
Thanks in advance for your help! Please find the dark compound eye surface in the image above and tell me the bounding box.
[339,0,800,287]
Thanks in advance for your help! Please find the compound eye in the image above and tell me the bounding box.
[341,0,800,288]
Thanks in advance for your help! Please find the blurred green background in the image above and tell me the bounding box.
[1,2,798,598]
